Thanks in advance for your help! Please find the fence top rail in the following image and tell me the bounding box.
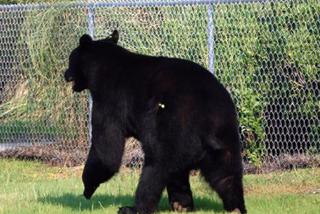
[0,0,274,11]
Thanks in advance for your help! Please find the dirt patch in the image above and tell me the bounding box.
[0,142,88,167]
[0,138,144,168]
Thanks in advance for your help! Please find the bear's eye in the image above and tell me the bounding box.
[158,103,165,109]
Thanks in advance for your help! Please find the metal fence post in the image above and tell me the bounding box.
[87,2,95,146]
[207,3,214,74]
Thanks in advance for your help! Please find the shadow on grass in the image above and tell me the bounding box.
[38,193,132,211]
[39,193,224,213]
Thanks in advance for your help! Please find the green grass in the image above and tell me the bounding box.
[0,159,319,214]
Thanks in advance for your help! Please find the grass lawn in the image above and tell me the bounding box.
[0,159,319,214]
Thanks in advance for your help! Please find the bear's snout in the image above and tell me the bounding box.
[64,69,74,82]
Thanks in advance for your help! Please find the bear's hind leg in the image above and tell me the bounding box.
[131,165,169,214]
[118,165,168,214]
[167,170,194,212]
[200,149,246,213]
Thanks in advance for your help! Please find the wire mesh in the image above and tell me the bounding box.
[0,0,319,170]
[0,3,90,165]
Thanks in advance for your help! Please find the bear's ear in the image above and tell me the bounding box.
[111,30,119,44]
[79,34,92,47]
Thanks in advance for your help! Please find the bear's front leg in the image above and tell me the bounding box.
[82,144,121,199]
[82,116,126,199]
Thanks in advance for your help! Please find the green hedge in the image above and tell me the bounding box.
[214,1,320,165]
[0,1,319,164]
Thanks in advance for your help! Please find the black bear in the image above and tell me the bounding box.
[64,30,246,214]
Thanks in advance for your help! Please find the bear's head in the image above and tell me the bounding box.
[64,30,119,92]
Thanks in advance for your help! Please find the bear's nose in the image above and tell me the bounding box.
[64,69,74,82]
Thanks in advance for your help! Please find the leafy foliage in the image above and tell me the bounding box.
[0,1,319,165]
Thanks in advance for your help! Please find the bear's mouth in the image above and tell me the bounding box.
[64,76,77,91]
[72,82,78,91]
[66,80,77,91]
[72,82,85,92]
[65,76,74,82]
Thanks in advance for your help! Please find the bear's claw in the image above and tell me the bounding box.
[172,201,193,212]
[118,206,137,214]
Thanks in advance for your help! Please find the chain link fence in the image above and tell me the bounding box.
[0,0,319,171]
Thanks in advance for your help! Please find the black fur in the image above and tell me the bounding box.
[64,30,246,214]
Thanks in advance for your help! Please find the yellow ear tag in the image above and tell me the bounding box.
[158,103,165,109]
